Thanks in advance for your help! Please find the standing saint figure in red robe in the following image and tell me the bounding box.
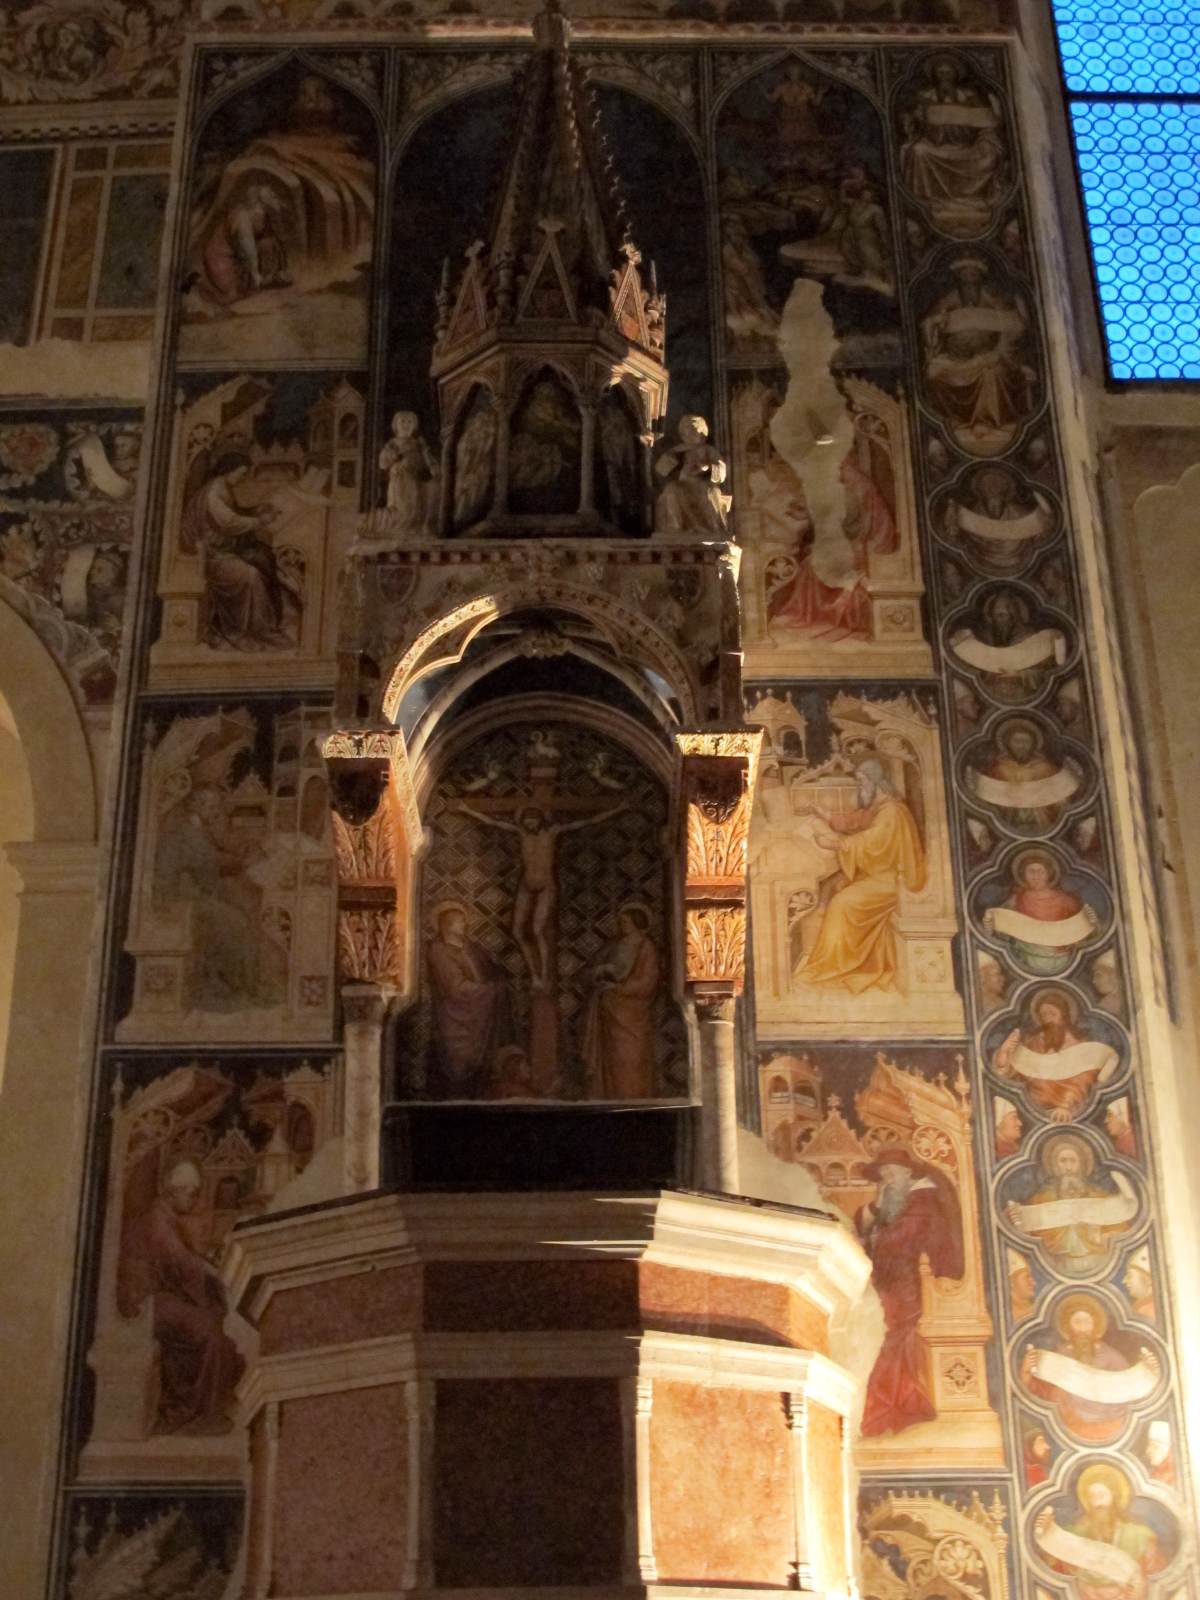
[856,1146,964,1436]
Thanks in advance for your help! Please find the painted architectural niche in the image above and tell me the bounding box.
[80,1057,336,1481]
[749,685,964,1035]
[151,374,362,689]
[116,703,337,1043]
[761,1045,1001,1469]
[180,61,378,367]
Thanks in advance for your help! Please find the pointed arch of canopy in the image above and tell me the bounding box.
[381,582,702,732]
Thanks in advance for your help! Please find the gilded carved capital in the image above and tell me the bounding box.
[337,908,401,991]
[324,729,411,990]
[677,728,760,998]
[685,905,747,996]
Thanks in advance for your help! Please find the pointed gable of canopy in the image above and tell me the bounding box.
[433,0,666,363]
[428,0,670,539]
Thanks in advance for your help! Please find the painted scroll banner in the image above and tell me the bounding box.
[941,307,1026,339]
[991,906,1094,947]
[953,629,1067,673]
[1035,1519,1142,1587]
[972,766,1080,809]
[1011,1172,1138,1233]
[1028,1348,1158,1406]
[957,498,1052,544]
[1009,1039,1118,1082]
[925,103,999,130]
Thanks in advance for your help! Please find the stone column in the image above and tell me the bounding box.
[676,731,761,1194]
[324,731,410,1195]
[578,401,596,515]
[342,984,387,1193]
[0,841,98,1594]
[695,994,739,1193]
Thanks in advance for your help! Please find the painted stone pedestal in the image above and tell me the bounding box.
[224,1189,870,1600]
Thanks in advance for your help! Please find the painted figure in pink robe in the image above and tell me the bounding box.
[179,452,290,650]
[116,1160,244,1433]
[188,74,374,311]
[582,905,660,1099]
[198,183,290,305]
[426,905,512,1097]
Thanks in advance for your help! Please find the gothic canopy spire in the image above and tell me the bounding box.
[434,0,666,356]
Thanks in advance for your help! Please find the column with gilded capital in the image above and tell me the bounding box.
[324,731,419,1193]
[676,730,761,1193]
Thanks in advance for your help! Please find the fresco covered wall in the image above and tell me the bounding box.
[0,11,1194,1600]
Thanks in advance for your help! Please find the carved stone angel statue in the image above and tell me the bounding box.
[379,410,439,533]
[654,415,732,537]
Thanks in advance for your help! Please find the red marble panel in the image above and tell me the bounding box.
[258,1264,422,1354]
[423,1259,640,1332]
[638,1263,829,1352]
[434,1377,625,1586]
[650,1379,792,1586]
[272,1385,408,1596]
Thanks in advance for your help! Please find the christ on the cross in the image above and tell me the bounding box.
[455,800,627,990]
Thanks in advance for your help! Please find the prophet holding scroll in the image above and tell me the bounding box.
[922,258,1035,452]
[985,852,1098,976]
[1006,1134,1136,1277]
[971,717,1079,828]
[900,57,1006,235]
[992,988,1117,1120]
[951,589,1066,704]
[1021,1294,1160,1444]
[1035,1465,1167,1600]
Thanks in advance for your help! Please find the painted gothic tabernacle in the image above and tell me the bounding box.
[0,4,1195,1600]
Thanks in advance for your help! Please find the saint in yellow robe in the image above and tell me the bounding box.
[796,796,927,994]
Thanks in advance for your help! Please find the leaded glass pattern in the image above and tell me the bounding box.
[1054,0,1200,95]
[1071,101,1200,377]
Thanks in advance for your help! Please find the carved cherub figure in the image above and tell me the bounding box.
[654,415,731,536]
[379,410,438,531]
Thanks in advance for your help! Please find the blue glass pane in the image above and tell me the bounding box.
[1071,101,1200,378]
[1053,0,1200,95]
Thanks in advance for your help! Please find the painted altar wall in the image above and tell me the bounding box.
[0,2,1197,1597]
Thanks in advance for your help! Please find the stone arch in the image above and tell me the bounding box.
[381,582,701,728]
[0,596,95,847]
[399,623,681,773]
[0,595,99,1594]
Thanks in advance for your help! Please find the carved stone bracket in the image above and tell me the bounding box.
[677,729,762,1006]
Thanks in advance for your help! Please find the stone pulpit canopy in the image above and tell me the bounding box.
[429,0,669,540]
[216,10,873,1597]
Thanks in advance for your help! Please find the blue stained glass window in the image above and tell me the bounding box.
[1052,0,1200,380]
[1055,1,1200,95]
[1071,101,1200,378]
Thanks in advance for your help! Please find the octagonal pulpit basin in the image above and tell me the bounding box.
[224,1188,870,1600]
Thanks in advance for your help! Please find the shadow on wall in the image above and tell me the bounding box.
[736,1124,885,1440]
